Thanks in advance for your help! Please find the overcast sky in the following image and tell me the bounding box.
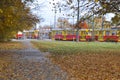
[30,0,63,27]
[30,0,115,28]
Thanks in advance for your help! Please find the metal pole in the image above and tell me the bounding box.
[39,26,41,40]
[54,6,57,29]
[77,0,80,23]
[76,0,80,42]
[101,14,104,40]
[73,16,74,27]
[92,14,94,41]
[102,14,104,29]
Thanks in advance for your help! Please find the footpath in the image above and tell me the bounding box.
[0,40,69,80]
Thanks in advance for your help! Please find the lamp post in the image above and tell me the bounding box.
[76,0,80,42]
[92,12,95,41]
[77,0,80,23]
[53,5,57,29]
[49,1,60,29]
[101,14,104,29]
[72,11,75,27]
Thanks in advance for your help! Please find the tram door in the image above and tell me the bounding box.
[105,31,110,36]
[98,31,104,41]
[52,31,56,40]
[62,30,66,40]
[80,31,86,41]
[117,31,120,41]
[94,31,99,40]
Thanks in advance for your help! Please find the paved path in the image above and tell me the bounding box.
[0,40,69,80]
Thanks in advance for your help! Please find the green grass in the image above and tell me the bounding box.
[32,41,120,79]
[31,41,120,55]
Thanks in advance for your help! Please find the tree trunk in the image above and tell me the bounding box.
[76,28,79,42]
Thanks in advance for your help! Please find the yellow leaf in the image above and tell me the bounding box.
[95,0,98,2]
[0,9,3,13]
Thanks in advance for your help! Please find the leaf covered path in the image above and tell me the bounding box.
[0,40,69,80]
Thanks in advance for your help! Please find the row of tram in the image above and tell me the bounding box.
[16,30,39,39]
[51,28,120,42]
[16,29,51,39]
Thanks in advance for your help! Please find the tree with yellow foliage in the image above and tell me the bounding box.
[0,0,39,41]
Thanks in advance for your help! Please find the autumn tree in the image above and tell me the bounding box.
[57,17,71,29]
[60,0,120,25]
[0,0,39,41]
[112,14,120,26]
[58,0,119,41]
[88,0,120,25]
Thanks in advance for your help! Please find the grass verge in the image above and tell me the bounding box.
[32,41,120,79]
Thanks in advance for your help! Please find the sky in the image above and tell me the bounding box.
[30,0,115,28]
[30,0,62,27]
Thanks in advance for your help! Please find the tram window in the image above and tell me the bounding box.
[45,33,48,36]
[88,32,91,35]
[112,33,114,35]
[82,31,86,34]
[56,32,58,35]
[59,32,62,34]
[67,31,71,35]
[73,32,76,35]
[69,31,74,35]
[56,31,62,35]
[94,31,98,35]
[106,31,109,36]
[112,32,116,35]
[99,31,103,34]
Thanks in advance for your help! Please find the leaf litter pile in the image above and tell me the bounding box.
[0,42,24,50]
[51,53,120,80]
[0,42,23,79]
[32,41,120,80]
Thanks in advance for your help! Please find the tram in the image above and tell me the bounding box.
[16,30,39,39]
[51,28,120,42]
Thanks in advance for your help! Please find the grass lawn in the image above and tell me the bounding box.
[32,41,120,80]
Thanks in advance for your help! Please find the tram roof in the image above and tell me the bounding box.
[52,28,72,31]
[52,28,120,31]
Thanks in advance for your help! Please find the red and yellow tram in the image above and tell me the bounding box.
[16,30,39,39]
[51,28,120,42]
